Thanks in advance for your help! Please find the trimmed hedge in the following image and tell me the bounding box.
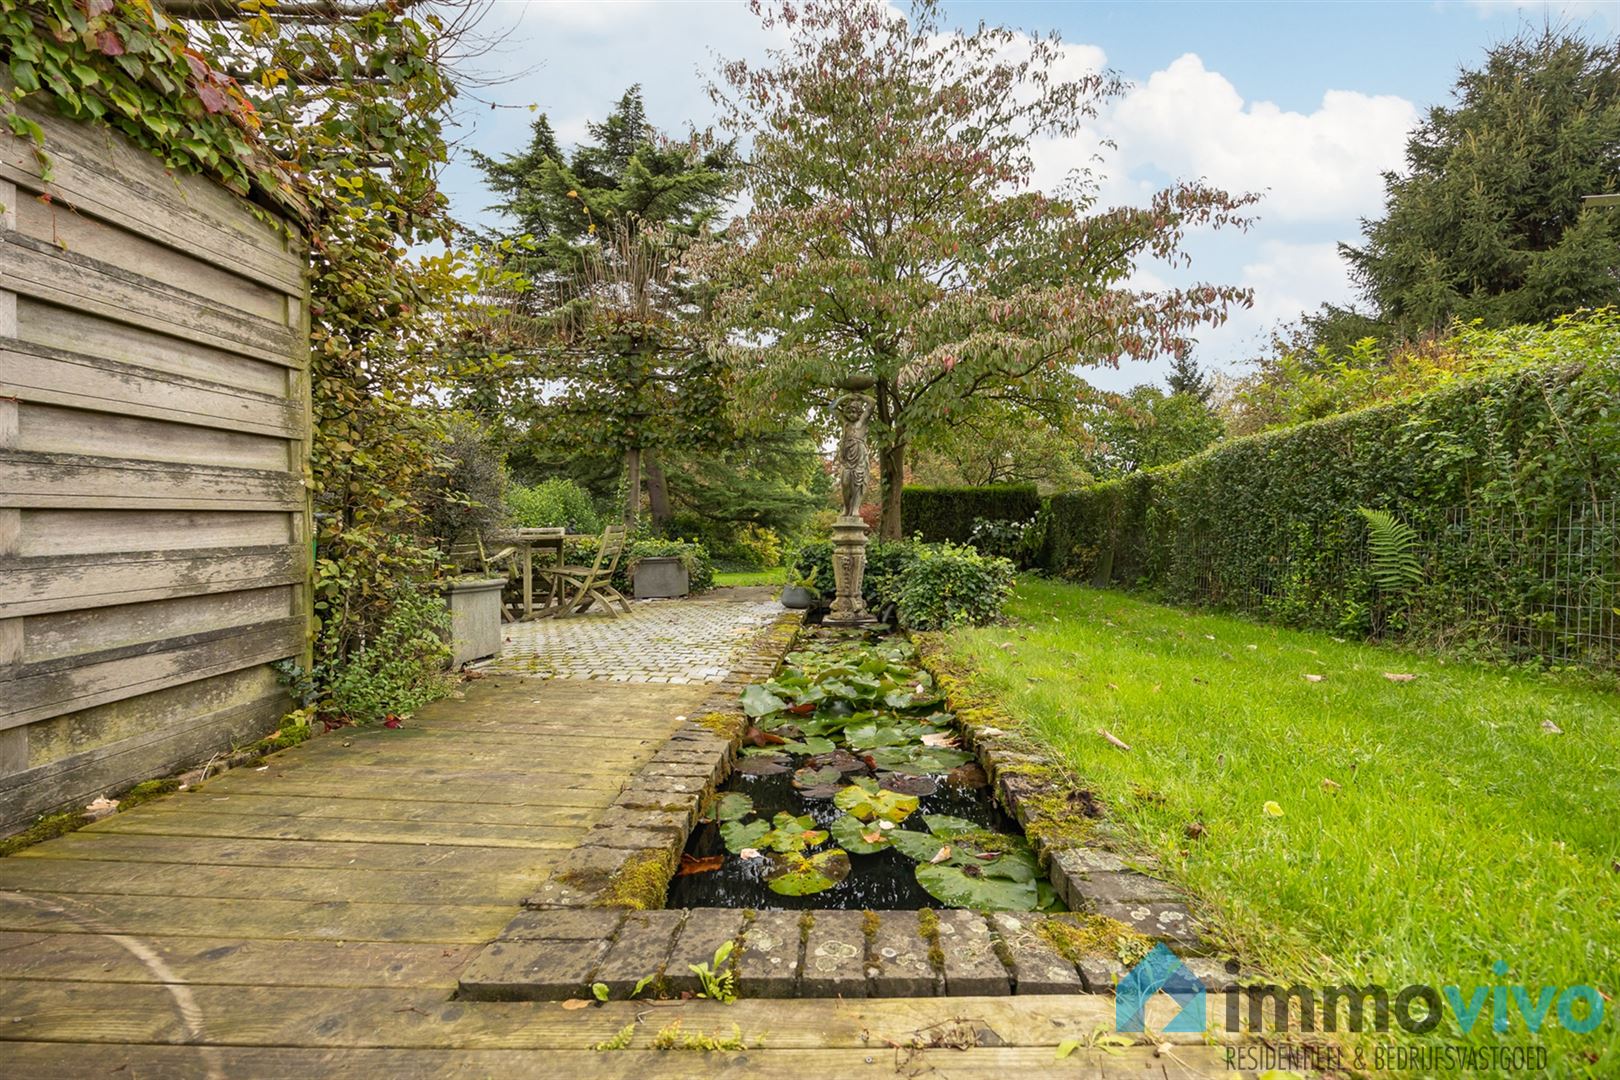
[791,539,1014,629]
[1038,356,1620,663]
[901,484,1041,545]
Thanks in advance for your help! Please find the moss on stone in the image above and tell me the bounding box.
[798,910,815,945]
[1036,913,1151,967]
[594,848,676,910]
[916,908,945,974]
[118,778,181,809]
[861,909,881,943]
[693,711,745,740]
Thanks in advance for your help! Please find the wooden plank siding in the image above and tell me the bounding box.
[0,102,311,834]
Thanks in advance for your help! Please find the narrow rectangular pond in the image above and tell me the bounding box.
[666,629,1063,913]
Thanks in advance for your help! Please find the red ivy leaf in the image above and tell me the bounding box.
[95,30,124,56]
[87,0,115,15]
[196,84,227,114]
[182,51,209,80]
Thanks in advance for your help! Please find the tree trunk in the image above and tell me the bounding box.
[645,452,672,533]
[878,438,906,540]
[623,446,641,531]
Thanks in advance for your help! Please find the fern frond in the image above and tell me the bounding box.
[1356,507,1423,594]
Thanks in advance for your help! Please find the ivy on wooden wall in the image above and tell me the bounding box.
[4,1,511,718]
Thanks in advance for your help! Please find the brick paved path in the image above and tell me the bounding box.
[480,588,784,684]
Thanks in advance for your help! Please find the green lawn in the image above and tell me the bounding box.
[947,580,1619,1075]
[713,567,788,587]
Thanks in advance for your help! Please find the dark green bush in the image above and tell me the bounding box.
[895,542,1016,630]
[507,478,602,533]
[901,484,1041,544]
[1037,345,1620,663]
[792,538,1012,629]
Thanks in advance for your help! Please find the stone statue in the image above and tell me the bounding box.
[825,389,876,626]
[835,393,874,520]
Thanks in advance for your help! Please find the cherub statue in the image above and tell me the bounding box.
[835,393,875,519]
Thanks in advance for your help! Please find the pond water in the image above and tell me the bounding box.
[664,629,1059,913]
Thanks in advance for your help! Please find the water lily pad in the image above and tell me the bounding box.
[922,814,982,839]
[878,772,937,797]
[888,829,949,863]
[720,818,770,854]
[978,846,1041,883]
[716,792,754,823]
[779,736,836,755]
[915,862,1039,910]
[741,684,788,718]
[761,812,827,853]
[833,778,919,824]
[844,723,909,750]
[797,784,843,800]
[830,813,891,854]
[793,765,844,790]
[766,848,851,896]
[734,755,790,776]
[807,749,869,774]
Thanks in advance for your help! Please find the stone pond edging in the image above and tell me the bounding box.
[457,614,1242,1002]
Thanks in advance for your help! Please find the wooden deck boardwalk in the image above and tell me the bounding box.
[0,663,1236,1076]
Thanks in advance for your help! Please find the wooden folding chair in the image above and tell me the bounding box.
[447,535,520,621]
[537,524,632,618]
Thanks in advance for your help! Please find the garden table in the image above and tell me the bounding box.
[493,528,584,620]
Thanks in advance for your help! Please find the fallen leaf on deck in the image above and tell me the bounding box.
[1383,672,1417,682]
[560,999,592,1010]
[676,853,725,876]
[83,796,119,820]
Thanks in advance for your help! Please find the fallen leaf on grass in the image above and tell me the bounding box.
[1321,778,1341,793]
[1303,674,1326,683]
[1541,720,1563,735]
[1262,800,1284,818]
[1383,672,1418,682]
[1184,822,1205,840]
[676,853,725,876]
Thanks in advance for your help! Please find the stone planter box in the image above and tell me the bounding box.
[633,556,690,599]
[444,576,506,668]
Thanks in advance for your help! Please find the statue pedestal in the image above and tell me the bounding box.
[824,515,876,627]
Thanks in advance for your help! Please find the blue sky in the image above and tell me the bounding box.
[441,0,1617,391]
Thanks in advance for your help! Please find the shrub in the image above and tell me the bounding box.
[895,542,1016,630]
[419,415,507,550]
[902,484,1041,544]
[1037,314,1620,663]
[321,586,453,724]
[967,516,1037,566]
[793,538,1013,629]
[507,478,602,533]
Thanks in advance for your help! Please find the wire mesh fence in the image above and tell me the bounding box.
[1173,497,1620,670]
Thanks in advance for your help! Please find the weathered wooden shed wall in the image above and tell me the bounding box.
[0,104,311,834]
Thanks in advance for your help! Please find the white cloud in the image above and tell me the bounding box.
[1101,54,1416,223]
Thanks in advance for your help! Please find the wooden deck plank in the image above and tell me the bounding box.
[0,933,475,989]
[119,792,599,829]
[193,773,629,807]
[0,1043,1234,1079]
[0,894,515,944]
[8,832,557,874]
[0,860,537,905]
[0,985,1233,1052]
[88,809,582,849]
